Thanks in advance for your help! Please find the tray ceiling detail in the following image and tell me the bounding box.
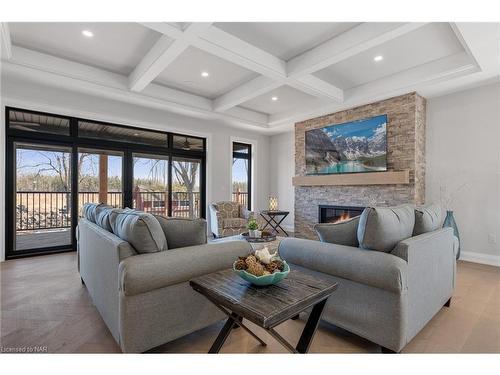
[1,22,498,132]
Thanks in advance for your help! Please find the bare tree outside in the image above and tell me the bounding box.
[173,160,199,218]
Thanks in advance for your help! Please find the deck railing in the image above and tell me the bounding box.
[16,191,205,231]
[16,191,248,231]
[232,191,248,207]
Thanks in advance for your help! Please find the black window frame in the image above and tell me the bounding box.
[5,106,207,259]
[232,142,252,211]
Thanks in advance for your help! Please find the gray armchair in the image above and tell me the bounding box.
[279,204,457,353]
[209,201,254,238]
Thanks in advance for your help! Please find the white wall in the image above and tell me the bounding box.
[269,131,295,231]
[426,82,500,265]
[0,75,270,261]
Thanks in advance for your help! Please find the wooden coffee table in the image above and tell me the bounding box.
[189,268,338,353]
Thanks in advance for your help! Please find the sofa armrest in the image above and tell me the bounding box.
[119,240,252,296]
[279,238,407,293]
[391,228,456,291]
[314,216,360,246]
[209,204,223,237]
[391,228,456,339]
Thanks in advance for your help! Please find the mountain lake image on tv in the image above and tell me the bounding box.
[305,114,387,174]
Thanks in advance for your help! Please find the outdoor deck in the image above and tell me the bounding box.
[15,229,72,251]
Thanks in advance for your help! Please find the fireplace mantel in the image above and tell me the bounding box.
[292,170,409,187]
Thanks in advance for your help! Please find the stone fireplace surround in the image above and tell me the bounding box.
[294,92,426,239]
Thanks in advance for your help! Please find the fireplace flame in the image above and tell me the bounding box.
[332,212,351,224]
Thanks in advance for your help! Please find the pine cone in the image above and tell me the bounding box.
[235,258,247,270]
[268,259,284,272]
[245,255,266,276]
[265,262,279,273]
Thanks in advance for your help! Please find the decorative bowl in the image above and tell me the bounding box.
[233,261,290,286]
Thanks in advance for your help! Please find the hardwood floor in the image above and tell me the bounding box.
[1,252,499,353]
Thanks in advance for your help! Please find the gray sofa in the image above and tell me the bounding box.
[279,204,457,353]
[78,203,252,353]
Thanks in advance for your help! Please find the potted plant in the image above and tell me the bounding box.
[247,218,260,238]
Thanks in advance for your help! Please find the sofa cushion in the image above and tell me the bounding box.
[82,203,112,223]
[111,211,167,253]
[315,216,360,246]
[413,204,441,235]
[223,218,247,229]
[357,204,415,252]
[95,207,132,232]
[154,215,207,249]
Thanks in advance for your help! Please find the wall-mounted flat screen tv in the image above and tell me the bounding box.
[305,114,387,175]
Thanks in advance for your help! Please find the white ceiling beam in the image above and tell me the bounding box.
[139,22,184,39]
[287,22,428,77]
[213,76,282,112]
[269,51,478,127]
[451,23,500,75]
[129,23,213,92]
[213,73,344,112]
[194,25,287,79]
[5,46,268,128]
[141,23,344,109]
[1,22,12,60]
[288,75,344,102]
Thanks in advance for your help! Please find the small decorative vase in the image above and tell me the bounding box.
[254,230,262,238]
[443,210,460,260]
[248,229,257,237]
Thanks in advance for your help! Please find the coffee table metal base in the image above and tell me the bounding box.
[208,298,327,354]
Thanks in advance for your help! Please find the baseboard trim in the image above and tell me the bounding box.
[460,251,500,267]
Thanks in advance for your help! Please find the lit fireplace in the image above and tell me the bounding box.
[318,205,365,224]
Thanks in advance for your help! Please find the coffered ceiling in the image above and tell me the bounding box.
[1,22,499,133]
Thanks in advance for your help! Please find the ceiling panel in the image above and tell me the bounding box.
[215,22,360,61]
[313,23,465,90]
[9,22,162,75]
[240,85,323,115]
[154,46,259,99]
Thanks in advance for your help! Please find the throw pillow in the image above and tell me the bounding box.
[413,204,442,235]
[357,204,415,252]
[154,215,207,249]
[111,211,168,253]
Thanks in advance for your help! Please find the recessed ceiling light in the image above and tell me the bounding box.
[271,96,278,101]
[201,71,209,78]
[133,133,139,136]
[374,55,383,62]
[82,30,94,38]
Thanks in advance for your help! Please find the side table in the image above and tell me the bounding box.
[260,210,290,237]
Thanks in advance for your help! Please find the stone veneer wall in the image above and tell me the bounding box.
[295,92,426,239]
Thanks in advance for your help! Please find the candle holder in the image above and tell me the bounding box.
[269,196,278,211]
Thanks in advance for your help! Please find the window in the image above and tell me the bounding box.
[5,107,206,259]
[172,134,204,152]
[232,142,251,210]
[132,153,169,216]
[78,148,124,216]
[79,121,168,147]
[9,110,70,136]
[172,156,202,219]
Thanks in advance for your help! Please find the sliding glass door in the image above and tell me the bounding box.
[133,153,169,215]
[14,142,73,252]
[6,107,206,259]
[172,156,202,219]
[78,148,124,216]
